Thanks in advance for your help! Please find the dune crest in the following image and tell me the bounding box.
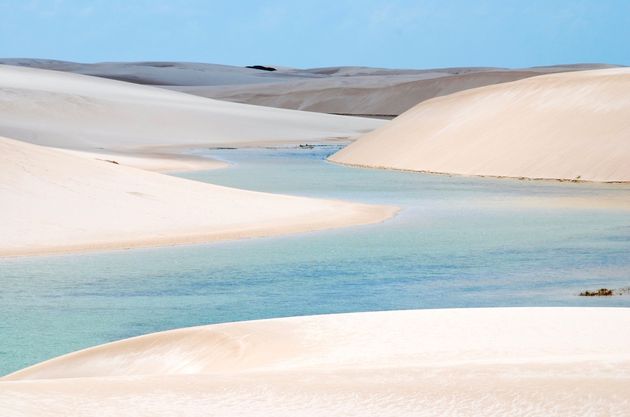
[330,68,630,182]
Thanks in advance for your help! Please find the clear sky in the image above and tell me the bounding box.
[1,0,629,69]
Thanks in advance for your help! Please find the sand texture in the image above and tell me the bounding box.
[2,308,629,416]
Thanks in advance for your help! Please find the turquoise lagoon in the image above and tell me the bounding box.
[1,145,629,375]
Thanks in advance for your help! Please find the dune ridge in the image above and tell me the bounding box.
[330,68,630,182]
[2,308,629,416]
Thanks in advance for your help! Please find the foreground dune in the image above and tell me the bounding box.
[2,308,629,416]
[0,137,394,256]
[330,68,630,182]
[0,64,382,171]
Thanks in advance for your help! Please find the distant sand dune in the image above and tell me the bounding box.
[0,137,395,257]
[330,68,630,182]
[154,63,625,117]
[178,69,598,116]
[2,59,619,117]
[0,59,310,86]
[2,308,629,416]
[0,64,382,171]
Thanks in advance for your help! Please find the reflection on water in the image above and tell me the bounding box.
[1,145,629,374]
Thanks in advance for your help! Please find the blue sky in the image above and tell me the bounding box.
[1,0,629,68]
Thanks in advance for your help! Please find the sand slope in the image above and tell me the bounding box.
[0,137,394,257]
[330,68,630,182]
[0,64,382,171]
[2,308,629,416]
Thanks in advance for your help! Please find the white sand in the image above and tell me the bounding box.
[0,64,383,171]
[330,68,630,182]
[2,308,629,416]
[0,137,395,257]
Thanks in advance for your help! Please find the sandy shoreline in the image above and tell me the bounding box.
[330,159,630,184]
[2,308,629,416]
[0,137,396,258]
[0,202,395,258]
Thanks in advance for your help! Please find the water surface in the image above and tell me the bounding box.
[1,145,629,375]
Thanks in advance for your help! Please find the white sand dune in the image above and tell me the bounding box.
[2,308,629,416]
[330,68,630,182]
[3,59,618,117]
[0,64,383,171]
[0,137,394,257]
